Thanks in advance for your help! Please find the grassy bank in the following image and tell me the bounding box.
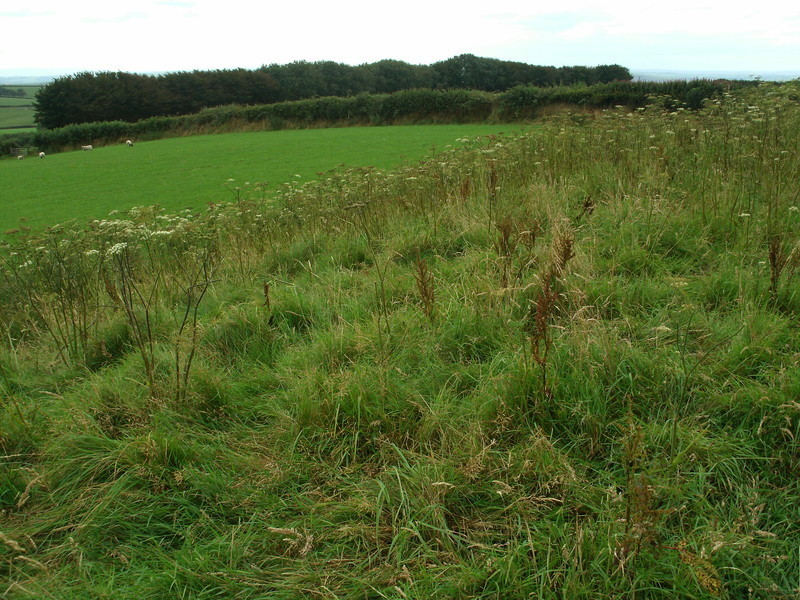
[1,82,799,598]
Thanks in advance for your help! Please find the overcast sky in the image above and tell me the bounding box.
[2,1,799,77]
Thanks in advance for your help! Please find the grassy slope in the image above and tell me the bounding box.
[1,85,799,599]
[0,124,524,232]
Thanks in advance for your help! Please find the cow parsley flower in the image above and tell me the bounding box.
[108,242,128,256]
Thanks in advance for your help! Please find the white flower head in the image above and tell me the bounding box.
[108,242,128,256]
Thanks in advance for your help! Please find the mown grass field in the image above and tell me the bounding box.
[1,83,799,599]
[0,124,524,232]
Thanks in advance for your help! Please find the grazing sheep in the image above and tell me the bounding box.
[17,155,23,160]
[39,152,46,158]
[81,145,93,151]
[126,140,134,147]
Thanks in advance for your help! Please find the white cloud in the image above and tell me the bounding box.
[1,1,798,74]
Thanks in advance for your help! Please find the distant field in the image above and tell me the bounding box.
[0,126,36,136]
[0,97,34,106]
[0,124,526,231]
[0,106,35,129]
[0,85,40,99]
[0,86,37,129]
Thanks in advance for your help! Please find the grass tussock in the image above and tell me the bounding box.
[1,82,800,598]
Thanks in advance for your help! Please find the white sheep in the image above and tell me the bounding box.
[39,151,46,158]
[17,155,23,160]
[81,144,93,151]
[126,140,134,147]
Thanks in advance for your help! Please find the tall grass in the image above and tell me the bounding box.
[1,81,799,598]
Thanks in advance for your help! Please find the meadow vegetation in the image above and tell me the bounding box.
[1,82,799,598]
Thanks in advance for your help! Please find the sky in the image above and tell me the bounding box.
[2,0,799,78]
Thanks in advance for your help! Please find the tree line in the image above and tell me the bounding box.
[33,55,632,128]
[0,86,27,98]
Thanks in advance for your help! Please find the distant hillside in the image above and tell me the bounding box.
[0,68,73,85]
[0,77,52,85]
[632,69,800,82]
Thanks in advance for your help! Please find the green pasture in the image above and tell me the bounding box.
[0,106,35,129]
[0,97,34,107]
[0,82,36,128]
[0,126,35,136]
[0,123,523,231]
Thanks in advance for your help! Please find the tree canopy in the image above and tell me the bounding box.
[34,55,632,129]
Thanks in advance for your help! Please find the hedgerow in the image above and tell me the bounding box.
[1,79,745,154]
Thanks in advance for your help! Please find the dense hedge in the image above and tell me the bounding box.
[498,80,740,117]
[33,56,633,129]
[2,79,742,154]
